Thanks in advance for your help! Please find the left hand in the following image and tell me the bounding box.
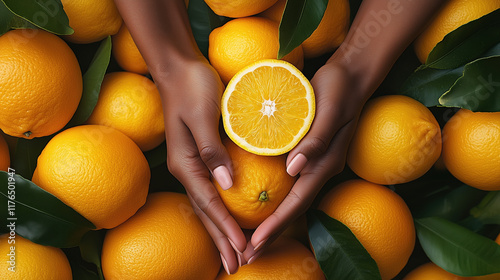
[242,61,369,263]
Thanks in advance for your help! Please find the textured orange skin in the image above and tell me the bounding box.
[102,192,220,280]
[33,125,150,229]
[112,24,149,75]
[318,179,415,280]
[216,237,325,280]
[442,109,500,191]
[403,263,472,280]
[347,95,442,185]
[0,234,72,280]
[0,29,82,139]
[62,0,122,44]
[209,17,304,84]
[212,138,296,229]
[205,0,279,18]
[414,0,500,63]
[86,72,165,151]
[261,0,350,58]
[0,134,9,172]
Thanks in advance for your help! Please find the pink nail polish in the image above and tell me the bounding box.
[253,238,267,252]
[287,153,307,176]
[247,250,264,265]
[220,253,231,275]
[213,165,233,190]
[228,238,242,254]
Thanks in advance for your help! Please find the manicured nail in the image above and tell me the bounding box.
[247,250,264,265]
[220,253,231,275]
[287,153,307,176]
[237,253,243,267]
[228,238,243,254]
[253,238,268,252]
[213,165,233,190]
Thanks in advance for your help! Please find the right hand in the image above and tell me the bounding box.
[156,58,247,274]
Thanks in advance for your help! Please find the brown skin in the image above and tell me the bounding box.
[114,0,446,274]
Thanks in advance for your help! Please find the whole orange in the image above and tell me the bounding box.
[212,138,297,229]
[403,262,472,280]
[101,192,220,280]
[216,237,325,280]
[0,234,72,280]
[0,29,82,139]
[261,0,350,58]
[86,72,165,151]
[347,95,442,185]
[208,16,304,84]
[0,133,9,172]
[318,179,415,280]
[112,24,148,75]
[61,0,122,44]
[414,0,500,63]
[442,109,500,191]
[33,125,150,229]
[205,0,279,18]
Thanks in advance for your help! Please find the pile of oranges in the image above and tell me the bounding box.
[0,0,499,279]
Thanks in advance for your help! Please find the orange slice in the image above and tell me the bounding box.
[221,59,315,155]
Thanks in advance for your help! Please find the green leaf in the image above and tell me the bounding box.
[470,191,500,225]
[11,136,52,180]
[1,0,73,35]
[79,230,106,280]
[0,1,36,35]
[415,216,500,276]
[67,36,112,127]
[0,171,95,248]
[439,56,500,112]
[425,9,500,69]
[144,141,167,168]
[412,184,487,221]
[278,0,328,59]
[401,66,464,107]
[307,209,381,280]
[187,0,229,58]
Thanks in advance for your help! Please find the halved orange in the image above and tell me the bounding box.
[221,59,315,155]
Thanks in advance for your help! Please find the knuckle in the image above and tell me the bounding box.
[306,136,329,155]
[198,195,222,215]
[198,144,221,165]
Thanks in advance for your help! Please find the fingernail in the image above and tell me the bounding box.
[253,238,268,252]
[237,253,243,267]
[287,153,307,176]
[213,165,233,190]
[247,250,264,265]
[220,253,231,275]
[228,238,243,254]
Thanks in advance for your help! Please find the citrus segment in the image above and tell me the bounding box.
[222,59,315,155]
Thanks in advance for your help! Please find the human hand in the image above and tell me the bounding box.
[157,59,247,274]
[242,61,370,262]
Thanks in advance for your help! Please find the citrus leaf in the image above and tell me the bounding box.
[68,36,112,126]
[415,216,500,276]
[401,66,464,107]
[1,0,73,35]
[412,184,487,221]
[79,230,106,280]
[187,0,229,58]
[470,191,500,225]
[0,1,36,35]
[425,9,500,69]
[144,141,167,168]
[438,56,500,112]
[307,209,382,280]
[278,0,328,59]
[0,171,95,248]
[11,136,52,180]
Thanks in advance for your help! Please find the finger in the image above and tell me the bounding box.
[186,104,234,191]
[165,118,247,254]
[251,120,357,252]
[286,71,353,177]
[187,193,242,274]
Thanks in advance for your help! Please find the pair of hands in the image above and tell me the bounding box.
[158,57,368,274]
